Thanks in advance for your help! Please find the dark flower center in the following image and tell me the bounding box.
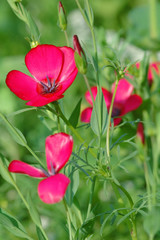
[40,76,57,94]
[111,107,121,117]
[37,76,62,97]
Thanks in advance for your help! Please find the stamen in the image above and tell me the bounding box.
[51,161,56,175]
[40,167,50,177]
[49,79,56,92]
[40,81,49,91]
[46,76,52,88]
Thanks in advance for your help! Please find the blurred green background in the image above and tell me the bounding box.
[0,0,160,239]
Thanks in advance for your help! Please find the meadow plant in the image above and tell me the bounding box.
[0,0,160,240]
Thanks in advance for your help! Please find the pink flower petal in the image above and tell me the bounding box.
[46,133,73,174]
[25,45,63,81]
[81,107,92,123]
[55,68,78,95]
[137,122,145,145]
[85,87,97,105]
[8,160,46,178]
[38,173,70,204]
[26,93,64,107]
[148,62,160,85]
[113,117,122,126]
[122,94,142,115]
[112,79,134,103]
[102,88,112,108]
[58,47,78,83]
[6,70,37,101]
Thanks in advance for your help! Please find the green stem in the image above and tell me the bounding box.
[143,161,152,210]
[86,176,96,219]
[131,219,138,240]
[148,0,158,61]
[83,74,101,136]
[12,181,48,240]
[106,77,119,163]
[45,105,97,158]
[64,30,69,47]
[63,199,72,240]
[0,113,44,168]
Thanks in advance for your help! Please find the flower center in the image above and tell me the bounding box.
[111,107,121,117]
[36,76,61,97]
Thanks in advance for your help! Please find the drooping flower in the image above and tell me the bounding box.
[136,62,160,85]
[6,44,78,107]
[81,79,142,126]
[137,122,145,145]
[8,133,73,204]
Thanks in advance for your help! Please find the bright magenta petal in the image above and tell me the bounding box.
[102,88,112,108]
[55,68,78,95]
[6,70,37,100]
[81,107,92,123]
[26,93,64,107]
[58,47,78,83]
[122,95,142,115]
[8,160,46,178]
[113,117,122,126]
[25,45,63,81]
[137,122,145,145]
[46,133,73,174]
[112,79,134,103]
[38,173,70,204]
[85,87,97,105]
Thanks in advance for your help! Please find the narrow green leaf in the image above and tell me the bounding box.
[143,207,160,237]
[27,193,41,228]
[0,208,33,240]
[0,154,15,185]
[36,226,46,240]
[116,209,135,226]
[69,98,82,128]
[90,93,99,136]
[7,126,27,146]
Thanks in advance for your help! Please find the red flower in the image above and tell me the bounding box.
[137,122,145,145]
[8,133,73,204]
[136,62,160,85]
[6,44,78,107]
[81,79,142,126]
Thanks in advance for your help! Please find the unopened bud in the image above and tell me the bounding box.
[58,1,67,31]
[73,35,87,74]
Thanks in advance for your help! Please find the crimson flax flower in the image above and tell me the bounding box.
[81,79,142,126]
[136,62,160,85]
[6,44,78,107]
[8,133,73,204]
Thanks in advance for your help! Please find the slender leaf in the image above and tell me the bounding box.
[0,208,33,240]
[69,98,82,128]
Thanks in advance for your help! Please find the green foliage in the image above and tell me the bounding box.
[0,208,33,239]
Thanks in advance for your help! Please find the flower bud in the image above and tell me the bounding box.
[73,35,87,74]
[137,122,145,145]
[58,1,67,31]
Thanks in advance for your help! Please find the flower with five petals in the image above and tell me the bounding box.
[8,133,73,204]
[81,79,142,126]
[6,44,78,107]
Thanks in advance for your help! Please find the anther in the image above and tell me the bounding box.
[46,76,52,88]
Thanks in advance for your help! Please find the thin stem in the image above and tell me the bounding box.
[148,0,158,61]
[63,199,72,240]
[12,180,48,240]
[86,176,96,219]
[64,30,69,47]
[106,78,119,163]
[45,105,97,158]
[83,74,101,136]
[131,219,138,240]
[143,161,152,210]
[0,113,44,168]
